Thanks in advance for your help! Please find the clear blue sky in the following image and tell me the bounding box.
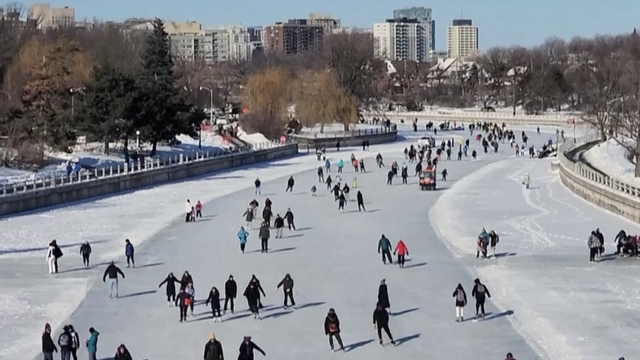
[28,0,639,49]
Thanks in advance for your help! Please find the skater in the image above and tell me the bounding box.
[46,240,63,274]
[452,283,467,322]
[42,323,57,360]
[378,279,390,312]
[185,199,192,222]
[357,191,366,212]
[337,159,344,173]
[237,226,249,253]
[244,282,261,319]
[113,344,132,360]
[317,167,324,182]
[205,286,222,321]
[243,206,255,229]
[522,173,531,189]
[195,200,203,218]
[359,159,366,172]
[102,261,125,299]
[373,303,395,345]
[185,282,196,316]
[325,175,333,190]
[342,183,350,200]
[471,278,491,320]
[262,206,272,227]
[489,230,499,258]
[285,208,296,230]
[276,273,295,308]
[190,205,196,222]
[68,325,80,360]
[238,337,266,360]
[338,192,346,212]
[325,158,331,172]
[505,352,516,360]
[401,164,408,184]
[124,239,135,268]
[175,288,191,322]
[311,185,317,196]
[286,176,295,192]
[259,221,270,253]
[180,271,194,291]
[324,308,344,352]
[387,170,394,185]
[85,327,99,360]
[79,241,91,267]
[594,228,605,257]
[588,231,602,262]
[58,325,72,360]
[224,275,237,314]
[393,240,409,268]
[158,272,181,305]
[442,168,448,181]
[378,234,393,264]
[254,178,261,195]
[274,214,285,238]
[203,333,224,360]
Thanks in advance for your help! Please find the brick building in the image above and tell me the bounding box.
[264,19,324,55]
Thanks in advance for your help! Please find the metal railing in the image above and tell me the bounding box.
[363,110,582,124]
[558,134,640,199]
[294,125,397,139]
[0,140,291,197]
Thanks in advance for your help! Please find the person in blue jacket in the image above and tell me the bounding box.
[85,327,99,360]
[124,239,135,268]
[337,159,344,173]
[238,227,249,253]
[325,159,331,172]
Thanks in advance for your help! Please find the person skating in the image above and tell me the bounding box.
[359,159,366,172]
[317,167,324,183]
[325,158,331,172]
[180,271,194,291]
[286,176,295,193]
[357,191,366,212]
[175,288,191,322]
[401,164,408,184]
[588,231,602,263]
[505,352,516,360]
[594,228,605,257]
[386,170,394,185]
[42,323,57,360]
[325,175,332,190]
[85,327,99,360]
[46,240,63,274]
[203,333,224,360]
[79,241,91,267]
[238,336,266,360]
[342,184,350,201]
[185,199,193,222]
[393,240,409,268]
[471,278,491,320]
[102,261,125,299]
[259,221,270,253]
[324,308,344,352]
[285,208,296,230]
[262,206,272,227]
[114,344,132,360]
[249,275,266,308]
[273,214,285,238]
[373,303,395,346]
[243,207,255,229]
[194,200,203,218]
[244,282,261,319]
[489,230,499,258]
[378,234,393,264]
[206,286,223,322]
[337,159,344,173]
[311,185,317,196]
[276,273,295,309]
[254,178,261,195]
[237,226,249,253]
[224,275,237,314]
[185,282,196,316]
[442,168,448,181]
[378,279,391,313]
[124,239,135,268]
[452,283,467,322]
[68,325,80,360]
[58,325,72,360]
[338,192,346,212]
[332,183,341,201]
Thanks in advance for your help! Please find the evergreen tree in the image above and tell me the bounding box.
[134,18,196,154]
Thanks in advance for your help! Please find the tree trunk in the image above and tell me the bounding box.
[103,138,110,155]
[123,138,129,164]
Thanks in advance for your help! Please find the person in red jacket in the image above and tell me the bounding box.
[393,240,409,268]
[195,201,203,218]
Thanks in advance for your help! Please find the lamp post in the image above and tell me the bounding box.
[200,86,215,150]
[136,130,140,149]
[70,87,85,119]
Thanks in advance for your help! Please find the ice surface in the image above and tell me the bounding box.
[431,155,640,360]
[584,138,639,183]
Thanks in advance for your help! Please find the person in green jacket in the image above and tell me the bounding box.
[85,327,99,360]
[378,235,393,264]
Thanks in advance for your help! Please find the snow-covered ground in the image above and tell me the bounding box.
[237,127,270,145]
[431,156,640,360]
[583,139,639,184]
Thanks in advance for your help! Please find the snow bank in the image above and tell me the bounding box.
[583,139,639,183]
[236,127,270,145]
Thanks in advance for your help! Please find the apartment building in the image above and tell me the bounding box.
[393,6,434,53]
[28,3,74,29]
[308,13,341,35]
[447,19,479,60]
[373,18,428,62]
[264,19,324,55]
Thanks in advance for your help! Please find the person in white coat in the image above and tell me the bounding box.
[46,243,57,274]
[185,199,192,222]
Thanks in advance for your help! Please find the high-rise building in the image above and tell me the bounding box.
[392,6,434,54]
[29,3,75,29]
[308,13,341,35]
[373,18,427,62]
[163,22,255,63]
[447,19,478,60]
[264,19,324,55]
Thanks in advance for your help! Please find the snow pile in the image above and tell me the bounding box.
[236,127,270,145]
[583,139,639,183]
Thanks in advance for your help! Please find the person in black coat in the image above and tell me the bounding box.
[224,275,237,314]
[471,278,491,320]
[175,288,191,322]
[42,323,57,360]
[356,191,366,212]
[285,208,296,230]
[324,308,344,351]
[262,207,272,227]
[338,192,346,212]
[452,283,467,322]
[373,303,395,345]
[244,283,261,319]
[79,242,91,267]
[205,287,222,321]
[203,333,224,360]
[276,273,295,308]
[248,275,266,308]
[286,176,295,192]
[238,337,265,360]
[180,271,193,291]
[159,272,181,305]
[377,279,390,311]
[387,170,394,185]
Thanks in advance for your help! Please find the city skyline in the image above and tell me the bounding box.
[22,0,640,49]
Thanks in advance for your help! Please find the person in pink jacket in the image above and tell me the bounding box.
[393,240,409,268]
